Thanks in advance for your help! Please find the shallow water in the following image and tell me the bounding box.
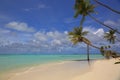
[0,54,103,73]
[0,54,103,80]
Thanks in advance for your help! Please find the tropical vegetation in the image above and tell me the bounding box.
[69,0,120,63]
[68,27,90,64]
[104,30,116,44]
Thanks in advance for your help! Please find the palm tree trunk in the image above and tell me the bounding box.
[87,44,90,65]
[83,39,100,50]
[80,16,85,26]
[94,0,120,14]
[88,14,120,34]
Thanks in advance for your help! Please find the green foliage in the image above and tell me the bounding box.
[68,26,90,45]
[99,45,119,59]
[68,26,91,65]
[104,30,116,44]
[74,0,95,16]
[74,0,96,26]
[72,0,120,61]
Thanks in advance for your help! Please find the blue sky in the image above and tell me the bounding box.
[0,0,120,54]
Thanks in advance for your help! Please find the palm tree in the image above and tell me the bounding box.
[94,0,120,14]
[68,26,99,65]
[74,0,95,26]
[74,0,120,34]
[100,45,112,59]
[100,45,120,61]
[104,30,116,44]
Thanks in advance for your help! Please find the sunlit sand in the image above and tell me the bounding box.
[6,59,120,80]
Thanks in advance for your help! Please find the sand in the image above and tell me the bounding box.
[7,59,120,80]
[73,59,120,80]
[7,61,89,80]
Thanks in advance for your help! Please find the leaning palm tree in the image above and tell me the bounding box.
[104,30,116,44]
[74,0,120,34]
[100,45,120,63]
[100,45,112,59]
[68,26,98,65]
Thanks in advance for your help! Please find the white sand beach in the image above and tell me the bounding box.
[73,59,120,80]
[7,59,120,80]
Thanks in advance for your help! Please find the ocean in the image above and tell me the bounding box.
[0,54,103,74]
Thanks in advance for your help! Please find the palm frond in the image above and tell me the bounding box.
[74,0,95,18]
[82,37,91,45]
[68,32,75,35]
[68,27,90,46]
[82,31,89,36]
[104,30,116,44]
[74,10,80,18]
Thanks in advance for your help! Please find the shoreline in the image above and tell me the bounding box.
[6,60,90,80]
[1,58,120,80]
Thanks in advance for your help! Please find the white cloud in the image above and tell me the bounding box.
[83,27,105,37]
[0,28,120,54]
[24,3,49,11]
[51,39,62,45]
[6,21,35,32]
[104,20,120,27]
[94,28,104,37]
[34,31,69,45]
[0,28,17,42]
[38,4,48,9]
[64,31,68,34]
[46,31,67,40]
[83,27,106,45]
[34,32,47,41]
[32,28,107,50]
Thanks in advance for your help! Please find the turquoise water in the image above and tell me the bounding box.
[0,54,103,73]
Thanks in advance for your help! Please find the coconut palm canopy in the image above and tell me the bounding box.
[74,0,120,34]
[104,30,116,44]
[72,0,120,61]
[69,26,91,64]
[68,27,90,45]
[74,0,95,26]
[74,0,95,17]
